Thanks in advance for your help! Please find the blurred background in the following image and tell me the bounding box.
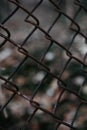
[0,0,87,130]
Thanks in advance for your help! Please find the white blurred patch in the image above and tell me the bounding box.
[0,48,12,61]
[75,35,87,55]
[82,85,87,94]
[45,52,55,61]
[46,89,54,97]
[73,76,84,86]
[33,71,45,83]
[46,79,57,97]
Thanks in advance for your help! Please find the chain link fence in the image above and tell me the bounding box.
[0,0,87,130]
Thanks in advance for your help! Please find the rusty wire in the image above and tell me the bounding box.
[0,0,87,130]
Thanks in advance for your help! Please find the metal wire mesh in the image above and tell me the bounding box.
[0,0,87,130]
